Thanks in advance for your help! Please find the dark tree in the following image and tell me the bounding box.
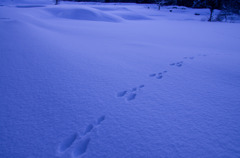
[55,0,59,5]
[155,0,166,10]
[192,0,206,8]
[222,0,240,14]
[206,0,218,21]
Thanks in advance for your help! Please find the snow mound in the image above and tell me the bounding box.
[16,5,46,8]
[93,6,130,11]
[94,6,151,20]
[46,7,122,22]
[116,12,151,20]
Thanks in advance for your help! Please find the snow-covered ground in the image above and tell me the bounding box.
[1,1,240,158]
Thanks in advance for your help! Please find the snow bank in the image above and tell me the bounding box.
[46,6,123,22]
[46,5,151,22]
[93,6,151,20]
[15,5,46,8]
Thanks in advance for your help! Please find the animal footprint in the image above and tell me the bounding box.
[57,115,105,158]
[170,61,183,67]
[131,87,137,92]
[83,124,94,135]
[97,115,105,125]
[176,61,183,67]
[117,91,127,97]
[149,73,156,77]
[117,85,144,101]
[156,75,163,79]
[127,93,136,101]
[58,133,78,153]
[149,71,167,80]
[139,85,144,88]
[72,137,91,158]
[198,54,207,57]
[83,115,106,136]
[184,56,194,60]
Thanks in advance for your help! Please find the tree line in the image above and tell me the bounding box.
[57,0,240,21]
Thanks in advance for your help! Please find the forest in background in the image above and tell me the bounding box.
[59,0,240,21]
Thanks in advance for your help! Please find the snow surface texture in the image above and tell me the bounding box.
[1,1,240,158]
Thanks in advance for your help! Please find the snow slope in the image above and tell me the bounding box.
[0,2,240,158]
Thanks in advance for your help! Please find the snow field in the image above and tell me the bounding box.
[0,1,240,158]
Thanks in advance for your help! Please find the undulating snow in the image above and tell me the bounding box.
[0,1,240,158]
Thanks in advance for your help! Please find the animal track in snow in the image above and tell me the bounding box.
[117,91,127,97]
[58,133,78,153]
[71,116,105,157]
[170,61,183,67]
[117,85,144,101]
[149,73,156,77]
[57,116,105,157]
[183,56,194,60]
[139,85,144,88]
[131,87,137,92]
[198,53,207,57]
[97,115,105,125]
[72,137,91,158]
[83,124,94,135]
[127,93,136,101]
[115,55,208,102]
[149,71,167,80]
[156,75,162,79]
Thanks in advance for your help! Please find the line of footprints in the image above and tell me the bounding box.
[117,54,207,101]
[57,115,105,158]
[56,54,207,157]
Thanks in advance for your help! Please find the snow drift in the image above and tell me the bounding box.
[46,7,123,22]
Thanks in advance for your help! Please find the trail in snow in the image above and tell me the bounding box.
[117,54,207,102]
